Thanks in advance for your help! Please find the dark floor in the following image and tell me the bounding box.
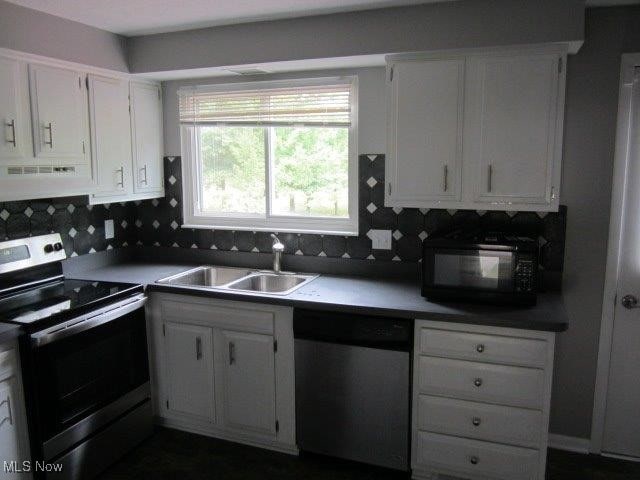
[96,428,640,480]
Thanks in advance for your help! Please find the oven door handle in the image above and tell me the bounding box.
[30,294,147,347]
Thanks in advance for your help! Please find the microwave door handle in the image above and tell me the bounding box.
[30,294,147,347]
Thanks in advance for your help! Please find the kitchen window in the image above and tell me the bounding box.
[179,77,358,235]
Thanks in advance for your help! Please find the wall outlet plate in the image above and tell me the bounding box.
[368,229,392,250]
[105,219,114,240]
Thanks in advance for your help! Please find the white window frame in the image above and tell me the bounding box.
[180,76,359,235]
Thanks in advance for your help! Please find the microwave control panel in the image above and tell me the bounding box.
[515,259,536,292]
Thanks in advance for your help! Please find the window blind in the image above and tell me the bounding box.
[179,83,352,127]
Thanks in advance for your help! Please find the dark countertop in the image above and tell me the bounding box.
[0,323,22,344]
[68,260,568,332]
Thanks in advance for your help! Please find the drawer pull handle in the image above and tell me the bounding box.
[476,344,485,353]
[472,417,481,427]
[473,378,483,387]
[470,456,479,465]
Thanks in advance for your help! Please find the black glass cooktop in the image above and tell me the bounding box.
[0,279,142,328]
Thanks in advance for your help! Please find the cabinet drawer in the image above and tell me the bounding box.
[418,356,544,409]
[417,395,542,448]
[0,348,17,381]
[415,431,539,480]
[419,328,547,367]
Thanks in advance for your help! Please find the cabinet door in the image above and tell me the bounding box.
[28,64,89,164]
[130,82,163,193]
[0,377,24,478]
[88,75,133,197]
[464,53,562,207]
[220,331,276,436]
[386,59,464,206]
[0,56,31,161]
[164,322,215,421]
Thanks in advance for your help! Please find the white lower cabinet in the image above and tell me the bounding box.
[148,293,296,454]
[164,322,215,421]
[219,330,276,436]
[411,320,555,480]
[0,343,31,479]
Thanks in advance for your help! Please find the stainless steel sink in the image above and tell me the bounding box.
[226,273,316,295]
[158,266,254,287]
[157,266,318,295]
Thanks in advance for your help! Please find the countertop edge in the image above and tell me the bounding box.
[147,283,568,333]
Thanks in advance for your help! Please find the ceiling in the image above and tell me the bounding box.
[5,0,640,37]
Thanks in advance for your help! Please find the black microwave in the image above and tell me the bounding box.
[422,231,539,306]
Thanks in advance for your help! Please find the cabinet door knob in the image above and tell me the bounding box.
[476,344,485,353]
[472,417,481,427]
[473,378,483,387]
[470,456,479,465]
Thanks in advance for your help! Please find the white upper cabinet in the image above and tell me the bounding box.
[386,58,464,206]
[0,56,31,162]
[28,63,89,164]
[88,74,133,197]
[386,47,567,212]
[464,53,563,208]
[220,330,276,436]
[130,81,163,194]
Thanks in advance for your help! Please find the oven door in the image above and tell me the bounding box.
[27,294,150,460]
[423,247,516,294]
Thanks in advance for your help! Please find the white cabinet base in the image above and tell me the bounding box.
[148,293,296,455]
[411,321,555,480]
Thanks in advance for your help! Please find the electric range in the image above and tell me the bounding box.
[0,234,153,480]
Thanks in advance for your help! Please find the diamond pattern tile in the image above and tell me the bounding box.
[0,155,567,273]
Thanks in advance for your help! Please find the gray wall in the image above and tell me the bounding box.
[162,67,387,156]
[551,5,640,440]
[128,0,584,73]
[0,0,128,72]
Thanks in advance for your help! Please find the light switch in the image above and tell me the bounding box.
[368,229,392,250]
[105,219,114,240]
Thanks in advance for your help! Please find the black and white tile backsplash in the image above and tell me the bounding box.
[0,154,567,273]
[134,155,567,272]
[0,196,137,257]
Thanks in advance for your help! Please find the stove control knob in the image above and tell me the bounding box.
[44,244,54,253]
[53,242,63,251]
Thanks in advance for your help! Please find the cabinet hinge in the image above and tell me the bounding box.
[275,420,279,433]
[389,67,394,82]
[162,324,166,336]
[558,58,563,74]
[274,340,278,353]
[388,183,392,195]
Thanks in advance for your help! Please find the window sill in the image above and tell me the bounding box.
[181,223,358,237]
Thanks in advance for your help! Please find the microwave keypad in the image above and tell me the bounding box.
[516,260,535,292]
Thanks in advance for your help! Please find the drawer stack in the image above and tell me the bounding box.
[411,320,555,480]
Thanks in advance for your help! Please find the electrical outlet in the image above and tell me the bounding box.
[368,229,392,250]
[104,219,114,240]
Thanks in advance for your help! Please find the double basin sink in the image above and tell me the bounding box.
[158,266,318,295]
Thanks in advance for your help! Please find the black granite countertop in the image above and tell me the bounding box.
[67,260,568,332]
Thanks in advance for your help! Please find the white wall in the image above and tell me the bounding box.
[162,67,387,156]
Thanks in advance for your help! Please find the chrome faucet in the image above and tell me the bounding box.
[271,234,285,273]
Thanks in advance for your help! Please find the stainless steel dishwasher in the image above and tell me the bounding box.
[294,309,411,471]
